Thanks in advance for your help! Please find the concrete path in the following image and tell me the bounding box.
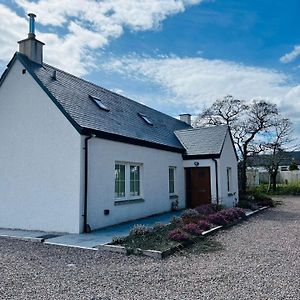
[0,228,55,242]
[44,211,181,249]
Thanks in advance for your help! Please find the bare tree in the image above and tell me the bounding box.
[262,117,294,192]
[195,96,279,193]
[194,95,248,127]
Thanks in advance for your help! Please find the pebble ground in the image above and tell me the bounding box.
[0,196,299,300]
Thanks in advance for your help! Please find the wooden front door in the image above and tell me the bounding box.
[186,167,211,208]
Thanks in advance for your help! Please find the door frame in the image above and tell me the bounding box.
[185,167,212,208]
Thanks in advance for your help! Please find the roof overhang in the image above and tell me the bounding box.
[182,153,221,160]
[81,128,185,154]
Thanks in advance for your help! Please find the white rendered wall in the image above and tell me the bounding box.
[219,133,239,207]
[86,137,185,230]
[0,59,82,233]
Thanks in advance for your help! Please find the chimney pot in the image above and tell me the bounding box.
[179,113,192,125]
[28,13,36,36]
[18,13,45,65]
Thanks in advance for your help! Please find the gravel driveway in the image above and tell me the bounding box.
[0,196,299,300]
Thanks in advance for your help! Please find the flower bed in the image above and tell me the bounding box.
[109,205,249,256]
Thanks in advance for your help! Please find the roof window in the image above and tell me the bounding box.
[138,113,153,125]
[89,95,110,112]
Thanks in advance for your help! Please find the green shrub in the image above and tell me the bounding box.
[249,190,275,207]
[236,200,252,209]
[111,236,127,244]
[252,183,300,196]
[153,222,166,231]
[129,224,153,236]
[289,161,299,171]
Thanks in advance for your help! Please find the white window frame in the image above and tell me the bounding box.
[115,162,143,201]
[227,167,232,193]
[169,166,177,196]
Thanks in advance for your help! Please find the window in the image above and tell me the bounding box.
[130,165,140,196]
[89,95,110,111]
[227,167,232,192]
[138,113,153,125]
[169,167,176,195]
[115,162,142,200]
[115,164,125,198]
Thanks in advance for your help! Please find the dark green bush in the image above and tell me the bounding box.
[248,190,275,207]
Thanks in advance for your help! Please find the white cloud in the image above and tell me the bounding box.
[0,0,202,75]
[280,45,300,63]
[103,55,294,107]
[102,55,300,130]
[0,4,27,60]
[15,0,201,30]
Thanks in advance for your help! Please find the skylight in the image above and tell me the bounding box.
[89,95,110,112]
[138,113,153,125]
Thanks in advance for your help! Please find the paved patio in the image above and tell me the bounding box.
[0,210,181,249]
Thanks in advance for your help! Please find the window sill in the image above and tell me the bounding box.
[169,194,178,199]
[114,198,145,206]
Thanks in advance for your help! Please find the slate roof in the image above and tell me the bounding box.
[248,151,300,167]
[11,53,191,152]
[175,125,229,157]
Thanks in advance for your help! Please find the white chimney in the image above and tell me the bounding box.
[18,13,44,65]
[179,113,191,125]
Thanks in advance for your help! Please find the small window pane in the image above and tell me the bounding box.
[89,95,110,111]
[130,165,140,196]
[169,167,175,194]
[115,164,125,198]
[138,113,153,125]
[227,167,232,192]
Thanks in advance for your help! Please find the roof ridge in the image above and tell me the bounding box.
[175,124,228,132]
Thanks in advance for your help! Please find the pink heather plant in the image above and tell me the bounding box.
[195,204,218,215]
[183,223,203,236]
[206,212,228,226]
[197,220,211,231]
[168,228,190,242]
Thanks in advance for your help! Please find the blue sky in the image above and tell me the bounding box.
[0,0,300,136]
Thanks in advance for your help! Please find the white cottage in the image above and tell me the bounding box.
[0,15,238,233]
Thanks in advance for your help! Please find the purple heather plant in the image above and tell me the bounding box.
[195,204,218,215]
[206,212,229,226]
[233,207,246,219]
[170,216,184,228]
[181,209,200,219]
[168,228,190,242]
[197,220,211,231]
[220,209,237,222]
[183,223,203,236]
